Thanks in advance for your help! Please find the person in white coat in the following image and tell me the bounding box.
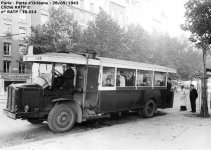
[180,85,187,111]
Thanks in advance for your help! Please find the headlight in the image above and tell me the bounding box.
[24,105,29,112]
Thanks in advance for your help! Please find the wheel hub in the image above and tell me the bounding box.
[57,112,71,127]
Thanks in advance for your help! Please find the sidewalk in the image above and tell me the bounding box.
[1,92,211,150]
[3,111,211,150]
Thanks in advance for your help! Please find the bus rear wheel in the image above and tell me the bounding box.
[141,99,156,118]
[47,104,76,133]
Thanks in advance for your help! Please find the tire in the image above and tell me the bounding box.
[47,104,76,133]
[141,99,156,118]
[27,118,44,124]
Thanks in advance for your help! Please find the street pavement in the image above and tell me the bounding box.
[1,91,211,150]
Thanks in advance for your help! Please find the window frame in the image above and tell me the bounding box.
[19,62,26,73]
[116,67,136,87]
[19,27,26,41]
[3,60,11,73]
[4,23,12,35]
[3,42,11,56]
[99,66,116,91]
[136,69,153,87]
[153,71,167,87]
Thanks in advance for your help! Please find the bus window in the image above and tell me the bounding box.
[116,68,135,87]
[32,63,52,88]
[154,72,167,86]
[102,67,115,87]
[137,70,153,86]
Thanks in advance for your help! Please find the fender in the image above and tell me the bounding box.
[52,98,83,123]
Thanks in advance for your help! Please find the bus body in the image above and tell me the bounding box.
[3,51,176,132]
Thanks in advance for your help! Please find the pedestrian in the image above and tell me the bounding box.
[180,85,187,111]
[189,84,198,112]
[167,78,172,91]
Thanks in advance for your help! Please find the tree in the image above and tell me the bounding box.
[28,6,82,53]
[182,0,211,117]
[79,8,126,59]
[123,24,151,62]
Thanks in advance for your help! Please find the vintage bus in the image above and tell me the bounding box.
[3,49,176,132]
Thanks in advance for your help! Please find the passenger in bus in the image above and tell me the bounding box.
[126,71,134,86]
[116,71,125,87]
[141,78,149,86]
[156,80,161,86]
[105,78,113,86]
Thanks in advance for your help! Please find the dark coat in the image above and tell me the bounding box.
[167,81,172,91]
[62,68,74,88]
[63,68,74,79]
[190,88,198,100]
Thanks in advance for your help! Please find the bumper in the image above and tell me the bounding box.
[3,109,17,120]
[3,109,48,119]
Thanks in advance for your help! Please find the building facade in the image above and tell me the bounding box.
[0,11,31,92]
[0,0,139,93]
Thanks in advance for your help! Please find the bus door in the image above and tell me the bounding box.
[165,73,176,108]
[84,66,99,112]
[165,89,174,108]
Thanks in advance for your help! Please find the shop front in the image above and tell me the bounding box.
[0,73,31,93]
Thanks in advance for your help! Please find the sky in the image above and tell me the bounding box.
[137,0,188,37]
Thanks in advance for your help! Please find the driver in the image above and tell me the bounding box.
[54,64,75,90]
[61,64,74,89]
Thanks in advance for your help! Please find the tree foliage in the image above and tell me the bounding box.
[28,7,81,52]
[182,0,211,117]
[28,6,202,80]
[182,0,211,48]
[78,8,126,58]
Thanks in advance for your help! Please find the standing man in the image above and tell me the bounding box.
[166,78,173,107]
[189,84,198,112]
[167,78,172,91]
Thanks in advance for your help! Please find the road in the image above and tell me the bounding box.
[0,92,211,150]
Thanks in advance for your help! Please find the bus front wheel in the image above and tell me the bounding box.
[141,99,156,118]
[47,103,76,133]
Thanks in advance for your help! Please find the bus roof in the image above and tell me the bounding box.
[23,52,176,73]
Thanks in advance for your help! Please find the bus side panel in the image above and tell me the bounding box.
[98,88,154,113]
[153,87,167,108]
[98,90,139,113]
